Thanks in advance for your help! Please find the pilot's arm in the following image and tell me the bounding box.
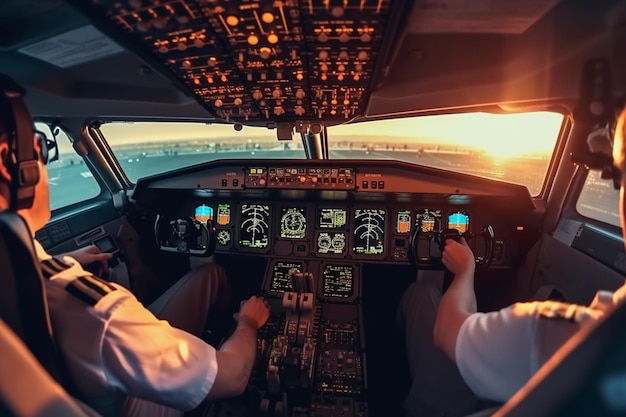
[208,296,270,399]
[434,237,477,361]
[433,238,581,402]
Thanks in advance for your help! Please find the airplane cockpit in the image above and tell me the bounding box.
[3,0,626,416]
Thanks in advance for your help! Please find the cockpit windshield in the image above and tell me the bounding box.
[100,111,563,195]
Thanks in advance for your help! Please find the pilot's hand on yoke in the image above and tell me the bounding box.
[233,296,270,329]
[63,245,114,277]
[442,237,475,277]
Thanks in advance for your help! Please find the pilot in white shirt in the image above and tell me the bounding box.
[36,239,222,417]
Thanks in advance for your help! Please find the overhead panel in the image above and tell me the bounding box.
[75,0,397,123]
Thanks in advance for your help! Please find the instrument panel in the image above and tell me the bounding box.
[189,200,480,262]
[138,159,535,269]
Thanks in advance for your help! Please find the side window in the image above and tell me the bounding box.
[576,170,620,227]
[35,123,101,211]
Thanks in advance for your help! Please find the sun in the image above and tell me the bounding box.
[463,112,563,159]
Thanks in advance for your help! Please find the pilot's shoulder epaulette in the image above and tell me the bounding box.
[40,257,72,279]
[65,275,117,306]
[537,300,586,323]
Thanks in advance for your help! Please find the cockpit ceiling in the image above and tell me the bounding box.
[69,0,404,124]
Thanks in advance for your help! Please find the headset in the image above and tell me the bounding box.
[0,74,39,211]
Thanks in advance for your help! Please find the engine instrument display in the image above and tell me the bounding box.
[280,207,307,239]
[353,209,385,255]
[216,203,231,226]
[269,261,303,293]
[448,211,470,233]
[322,264,354,298]
[319,208,348,229]
[239,204,271,249]
[194,204,213,223]
[317,232,347,255]
[417,209,442,232]
[396,210,412,234]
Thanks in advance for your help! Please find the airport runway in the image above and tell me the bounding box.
[47,148,619,227]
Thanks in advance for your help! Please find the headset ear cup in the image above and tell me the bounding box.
[0,74,37,210]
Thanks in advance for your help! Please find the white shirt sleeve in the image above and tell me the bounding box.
[455,303,540,402]
[98,291,218,411]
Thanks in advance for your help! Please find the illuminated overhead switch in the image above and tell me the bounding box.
[295,106,306,116]
[262,12,274,23]
[337,74,344,81]
[319,50,329,60]
[259,47,271,59]
[193,77,200,85]
[207,57,217,67]
[276,71,283,80]
[343,99,350,105]
[318,33,329,43]
[234,98,243,106]
[274,106,285,115]
[226,15,239,26]
[296,73,304,81]
[267,33,279,44]
[158,45,169,54]
[355,63,364,71]
[295,89,305,99]
[361,33,372,43]
[247,73,253,81]
[194,39,205,48]
[272,88,282,98]
[339,51,349,60]
[353,74,360,81]
[339,33,350,43]
[182,60,192,69]
[248,34,259,45]
[220,74,228,82]
[358,51,368,60]
[215,99,223,107]
[320,63,329,72]
[177,42,187,51]
[338,64,345,72]
[253,90,263,100]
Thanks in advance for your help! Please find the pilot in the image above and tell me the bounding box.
[397,111,626,417]
[0,72,270,417]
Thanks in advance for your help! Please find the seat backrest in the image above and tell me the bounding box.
[0,318,98,417]
[493,296,626,417]
[0,211,65,385]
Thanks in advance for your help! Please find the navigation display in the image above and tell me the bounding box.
[239,204,271,249]
[319,208,347,229]
[280,207,307,239]
[353,209,385,255]
[317,232,347,254]
[270,261,303,293]
[322,264,354,298]
[194,204,213,223]
[448,211,470,233]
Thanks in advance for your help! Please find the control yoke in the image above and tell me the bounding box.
[409,225,496,270]
[154,215,217,256]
